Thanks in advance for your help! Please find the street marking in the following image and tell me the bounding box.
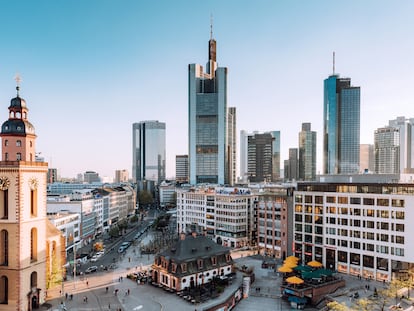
[133,306,143,310]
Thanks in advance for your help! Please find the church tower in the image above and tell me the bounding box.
[0,78,48,310]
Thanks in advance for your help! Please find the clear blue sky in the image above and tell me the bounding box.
[0,1,413,179]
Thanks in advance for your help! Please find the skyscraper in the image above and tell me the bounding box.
[298,123,317,180]
[247,132,273,183]
[132,121,166,184]
[240,130,280,183]
[374,127,400,174]
[388,117,414,173]
[360,144,375,173]
[285,148,299,181]
[188,29,235,185]
[323,71,360,174]
[175,155,189,184]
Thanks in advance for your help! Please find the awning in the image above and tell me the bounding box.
[288,296,307,303]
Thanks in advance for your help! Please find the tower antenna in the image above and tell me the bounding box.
[332,51,335,75]
[210,14,213,40]
[15,73,21,96]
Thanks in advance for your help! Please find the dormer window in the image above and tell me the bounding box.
[181,263,187,273]
[171,263,177,273]
[198,259,203,269]
[16,112,21,119]
[23,112,27,119]
[225,254,231,262]
[211,256,217,266]
[9,112,14,118]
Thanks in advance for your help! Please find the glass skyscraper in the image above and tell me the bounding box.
[188,32,236,185]
[323,74,360,174]
[298,123,317,180]
[132,120,166,184]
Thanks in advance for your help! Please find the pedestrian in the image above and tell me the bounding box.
[65,292,68,300]
[106,286,109,293]
[108,303,111,309]
[86,281,89,287]
[127,288,130,295]
[70,294,73,300]
[59,290,62,296]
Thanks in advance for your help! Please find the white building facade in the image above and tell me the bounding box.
[294,182,414,281]
[176,187,256,248]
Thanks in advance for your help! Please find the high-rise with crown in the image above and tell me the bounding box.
[323,61,360,174]
[0,81,58,310]
[188,27,236,185]
[132,121,166,184]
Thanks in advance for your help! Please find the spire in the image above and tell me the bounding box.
[15,73,21,97]
[210,14,213,40]
[332,51,335,75]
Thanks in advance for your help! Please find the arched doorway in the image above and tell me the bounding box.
[31,295,38,309]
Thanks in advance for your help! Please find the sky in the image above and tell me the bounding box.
[0,1,413,180]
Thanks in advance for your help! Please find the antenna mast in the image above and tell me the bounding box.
[333,51,335,75]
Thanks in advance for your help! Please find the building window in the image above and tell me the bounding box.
[0,276,8,304]
[30,228,37,262]
[211,256,217,266]
[16,153,21,161]
[0,190,8,219]
[4,140,7,147]
[30,271,37,288]
[0,230,8,266]
[198,259,203,269]
[16,140,21,147]
[31,189,37,217]
[181,263,187,273]
[4,153,8,161]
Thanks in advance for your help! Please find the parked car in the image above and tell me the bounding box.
[118,246,126,254]
[85,266,98,274]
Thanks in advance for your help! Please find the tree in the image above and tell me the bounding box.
[138,190,153,206]
[109,226,119,238]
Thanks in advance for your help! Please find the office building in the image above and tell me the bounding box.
[83,171,101,183]
[298,123,317,181]
[176,186,256,248]
[0,82,64,309]
[285,148,299,181]
[388,117,414,173]
[294,182,414,281]
[240,130,280,183]
[256,186,294,259]
[115,169,129,183]
[247,132,274,183]
[132,120,166,184]
[175,155,189,184]
[360,144,374,173]
[47,168,58,183]
[374,127,400,174]
[323,73,360,174]
[188,30,235,185]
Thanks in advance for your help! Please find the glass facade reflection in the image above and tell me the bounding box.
[132,121,166,184]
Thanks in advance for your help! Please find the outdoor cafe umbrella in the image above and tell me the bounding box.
[286,276,305,285]
[307,260,323,268]
[285,256,299,261]
[283,261,298,268]
[278,266,293,273]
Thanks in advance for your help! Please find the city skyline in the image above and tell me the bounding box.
[0,1,413,179]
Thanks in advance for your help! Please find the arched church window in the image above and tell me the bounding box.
[0,275,8,304]
[30,228,37,262]
[0,230,8,266]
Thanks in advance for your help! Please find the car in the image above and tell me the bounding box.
[118,246,126,253]
[85,266,98,274]
[90,255,99,262]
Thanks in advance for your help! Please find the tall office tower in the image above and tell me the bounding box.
[132,121,166,184]
[240,130,280,183]
[188,30,234,185]
[298,123,317,181]
[360,144,374,173]
[227,107,237,186]
[285,148,299,181]
[388,117,414,173]
[247,132,274,182]
[323,71,360,174]
[175,155,189,184]
[115,169,129,183]
[271,131,281,181]
[374,127,400,174]
[0,83,52,309]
